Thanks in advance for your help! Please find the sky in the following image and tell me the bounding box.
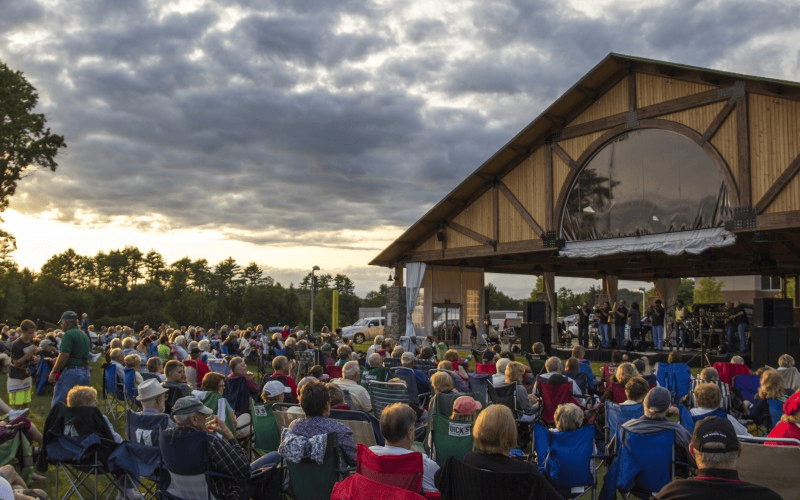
[1,0,799,298]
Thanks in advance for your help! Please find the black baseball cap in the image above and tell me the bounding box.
[692,416,739,453]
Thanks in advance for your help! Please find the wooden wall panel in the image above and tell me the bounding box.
[767,175,800,214]
[749,94,800,210]
[502,146,547,231]
[559,131,606,162]
[636,73,716,108]
[498,194,538,243]
[417,234,440,252]
[553,155,571,208]
[444,227,473,249]
[661,101,725,135]
[449,189,494,249]
[711,113,738,183]
[568,77,629,127]
[432,268,462,304]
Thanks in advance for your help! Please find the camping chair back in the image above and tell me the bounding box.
[538,382,578,425]
[125,410,172,447]
[733,373,760,404]
[295,350,315,378]
[533,423,595,493]
[654,363,692,402]
[356,444,423,493]
[159,430,216,500]
[677,405,726,434]
[104,364,124,399]
[430,414,473,466]
[390,367,426,404]
[331,473,427,500]
[487,383,518,417]
[223,376,253,416]
[326,365,343,379]
[330,408,384,446]
[435,457,544,500]
[713,361,751,385]
[251,402,281,454]
[467,373,491,407]
[272,404,305,430]
[207,359,231,376]
[368,381,410,417]
[383,357,401,369]
[360,367,388,387]
[183,360,198,388]
[525,353,547,375]
[617,428,675,496]
[738,436,800,500]
[284,432,342,500]
[604,402,643,455]
[768,398,784,429]
[578,361,596,389]
[415,359,437,372]
[123,367,139,402]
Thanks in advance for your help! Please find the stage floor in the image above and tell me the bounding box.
[551,345,749,368]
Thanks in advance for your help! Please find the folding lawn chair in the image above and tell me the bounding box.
[223,375,254,416]
[537,382,579,426]
[326,365,343,379]
[654,363,692,402]
[467,373,491,407]
[159,429,236,500]
[282,432,348,500]
[390,366,431,406]
[330,408,384,446]
[738,435,800,500]
[733,373,760,404]
[677,404,726,434]
[429,414,473,467]
[368,380,410,417]
[434,457,552,500]
[102,364,126,422]
[356,444,439,499]
[206,359,231,376]
[361,367,388,387]
[533,423,597,499]
[604,402,643,456]
[251,401,281,456]
[768,398,784,429]
[331,472,427,500]
[602,428,679,499]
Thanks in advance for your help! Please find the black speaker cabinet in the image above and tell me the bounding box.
[524,301,547,324]
[521,323,552,354]
[751,326,800,368]
[753,298,793,327]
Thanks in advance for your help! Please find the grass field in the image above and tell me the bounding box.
[13,347,696,498]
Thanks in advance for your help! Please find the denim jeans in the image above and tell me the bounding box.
[600,324,610,348]
[578,326,589,347]
[615,324,626,347]
[653,325,664,350]
[738,323,748,353]
[51,366,91,407]
[677,325,687,348]
[726,323,735,351]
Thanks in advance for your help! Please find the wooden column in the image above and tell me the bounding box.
[543,272,558,344]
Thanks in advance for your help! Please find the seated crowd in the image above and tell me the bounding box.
[3,313,799,500]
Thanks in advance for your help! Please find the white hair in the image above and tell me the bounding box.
[496,358,511,374]
[343,360,360,380]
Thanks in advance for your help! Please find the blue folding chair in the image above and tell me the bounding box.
[579,361,597,390]
[533,423,596,499]
[103,364,126,422]
[677,404,726,434]
[604,402,643,456]
[654,363,692,402]
[389,367,430,406]
[602,429,677,499]
[468,373,492,408]
[33,357,51,396]
[733,373,760,404]
[768,398,784,429]
[123,367,140,409]
[159,429,237,500]
[224,376,255,418]
[207,359,231,376]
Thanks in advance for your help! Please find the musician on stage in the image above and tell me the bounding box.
[651,300,666,351]
[724,302,736,353]
[577,302,591,348]
[675,300,689,351]
[614,300,628,348]
[596,301,611,349]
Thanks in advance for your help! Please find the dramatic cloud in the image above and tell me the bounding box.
[2,0,800,296]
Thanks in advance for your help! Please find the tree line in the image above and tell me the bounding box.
[0,246,387,330]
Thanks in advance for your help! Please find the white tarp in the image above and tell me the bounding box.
[559,227,736,259]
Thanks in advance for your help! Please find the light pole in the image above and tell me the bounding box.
[310,265,320,339]
[638,287,646,307]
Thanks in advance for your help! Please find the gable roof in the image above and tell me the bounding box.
[370,53,800,268]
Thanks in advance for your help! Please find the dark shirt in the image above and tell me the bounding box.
[597,306,609,325]
[578,307,590,328]
[652,305,665,326]
[615,306,628,327]
[733,305,748,326]
[461,452,562,499]
[10,338,33,380]
[655,467,782,500]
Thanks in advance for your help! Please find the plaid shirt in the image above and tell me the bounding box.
[172,426,250,500]
[288,416,357,465]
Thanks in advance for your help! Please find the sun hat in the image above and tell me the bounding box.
[692,416,739,453]
[452,396,482,415]
[171,396,213,416]
[262,380,291,397]
[136,378,169,401]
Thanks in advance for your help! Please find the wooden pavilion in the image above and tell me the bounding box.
[371,54,800,343]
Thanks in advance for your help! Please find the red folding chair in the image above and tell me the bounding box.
[356,444,440,499]
[332,473,426,500]
[538,382,579,425]
[326,365,343,379]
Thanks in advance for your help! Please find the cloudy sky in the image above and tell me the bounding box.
[1,0,799,298]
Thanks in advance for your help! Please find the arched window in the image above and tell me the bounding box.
[560,128,731,242]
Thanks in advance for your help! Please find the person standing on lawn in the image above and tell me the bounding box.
[48,311,91,407]
[8,320,38,409]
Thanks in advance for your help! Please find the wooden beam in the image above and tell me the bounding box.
[754,152,800,214]
[492,183,499,245]
[497,181,545,236]
[628,72,637,111]
[447,221,496,248]
[545,114,566,125]
[551,142,578,170]
[545,144,554,230]
[637,87,734,121]
[701,97,737,145]
[737,90,751,207]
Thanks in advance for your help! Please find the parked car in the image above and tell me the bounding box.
[341,317,385,344]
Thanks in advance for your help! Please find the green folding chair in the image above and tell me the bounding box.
[367,381,409,417]
[250,401,281,456]
[284,432,347,500]
[360,367,388,388]
[430,414,474,467]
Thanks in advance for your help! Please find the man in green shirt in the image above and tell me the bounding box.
[48,311,91,407]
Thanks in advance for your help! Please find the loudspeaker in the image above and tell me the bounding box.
[753,298,793,327]
[524,301,547,324]
[521,323,552,354]
[751,326,800,368]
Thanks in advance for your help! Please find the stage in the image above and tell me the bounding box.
[551,344,750,368]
